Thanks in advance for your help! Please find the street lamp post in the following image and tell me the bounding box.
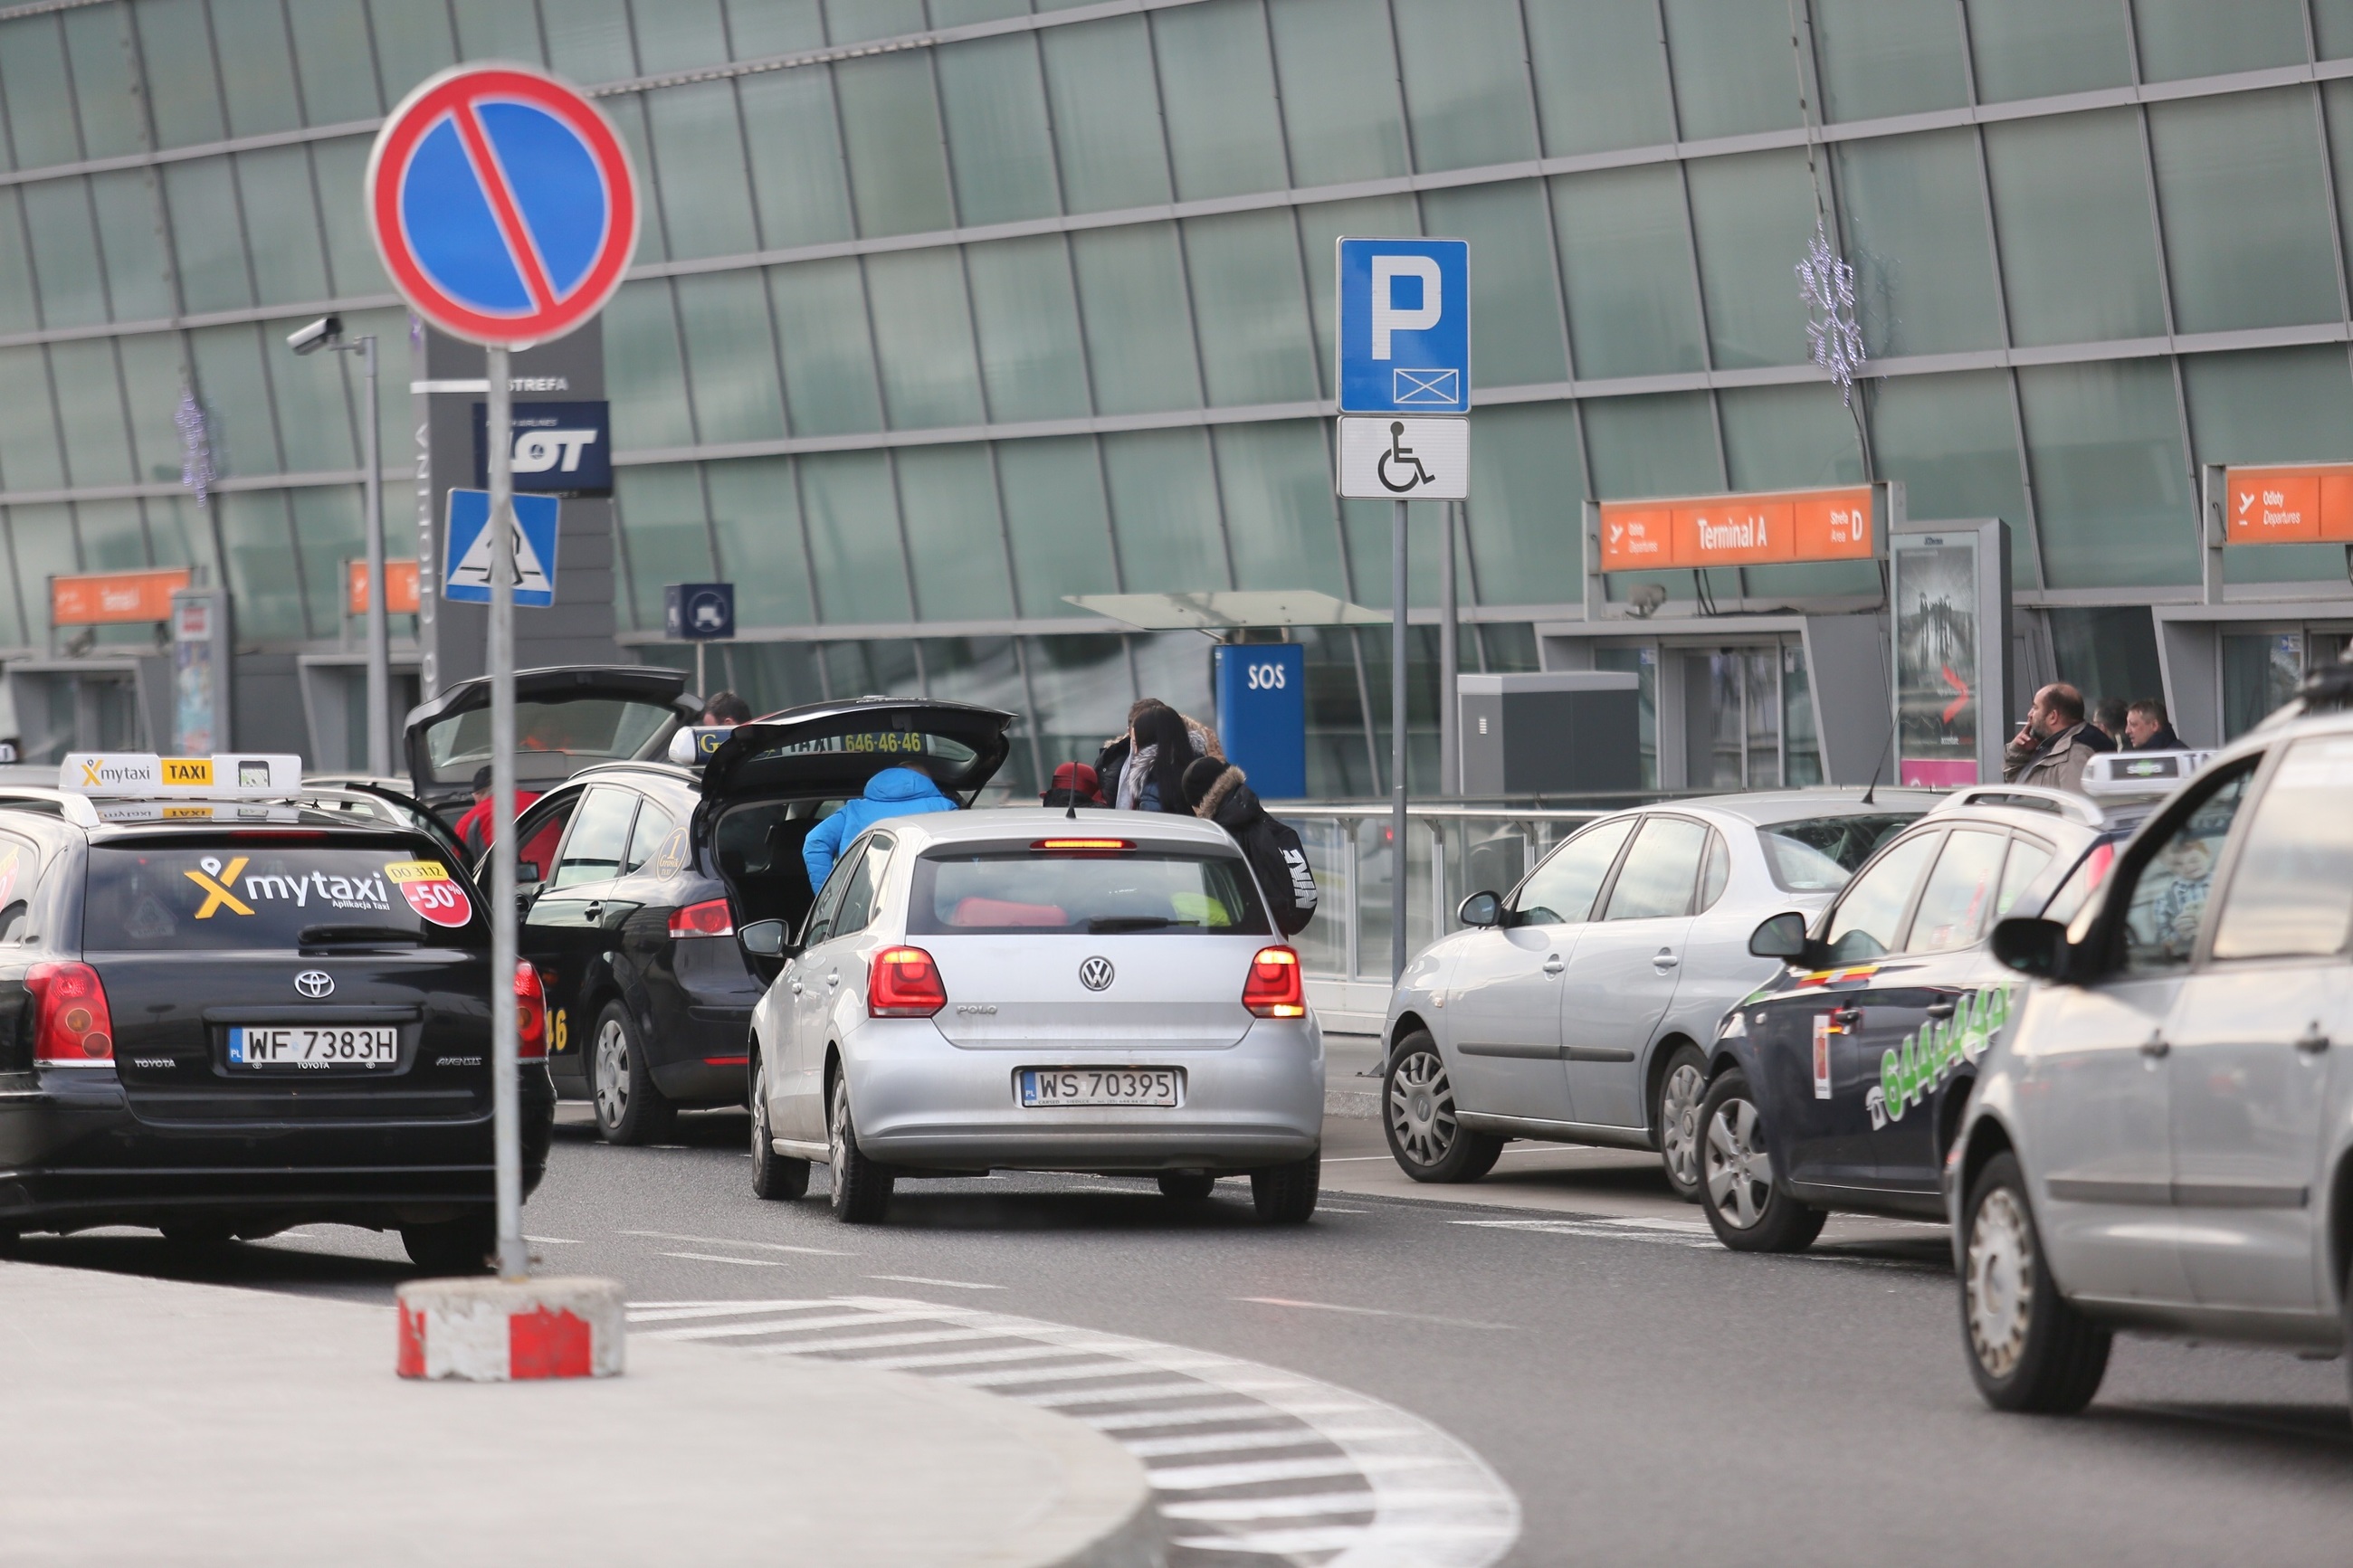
[288,315,389,777]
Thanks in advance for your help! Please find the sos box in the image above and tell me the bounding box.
[1213,642,1306,802]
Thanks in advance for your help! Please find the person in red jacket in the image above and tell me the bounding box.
[452,765,543,856]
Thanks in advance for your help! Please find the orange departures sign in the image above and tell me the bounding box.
[1599,486,1872,573]
[1598,486,1875,572]
[2224,465,2353,546]
[51,568,191,626]
[345,560,422,616]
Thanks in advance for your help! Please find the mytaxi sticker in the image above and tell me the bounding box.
[384,860,452,883]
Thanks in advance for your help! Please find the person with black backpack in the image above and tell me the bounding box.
[1181,756,1317,936]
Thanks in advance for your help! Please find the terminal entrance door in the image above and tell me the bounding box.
[5,662,161,763]
[1685,642,1823,791]
[2222,625,2351,739]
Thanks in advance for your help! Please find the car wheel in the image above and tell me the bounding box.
[1698,1070,1825,1253]
[1962,1151,2110,1413]
[590,1000,675,1146]
[1653,1043,1708,1203]
[1382,1031,1504,1183]
[749,1062,811,1202]
[401,1212,496,1276]
[1250,1151,1320,1223]
[827,1076,893,1224]
[1157,1172,1215,1202]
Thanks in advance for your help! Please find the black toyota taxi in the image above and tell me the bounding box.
[1694,766,2179,1253]
[0,753,552,1273]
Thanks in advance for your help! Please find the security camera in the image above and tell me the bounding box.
[286,315,343,355]
[1627,583,1668,619]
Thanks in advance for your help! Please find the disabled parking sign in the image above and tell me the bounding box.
[1336,238,1470,414]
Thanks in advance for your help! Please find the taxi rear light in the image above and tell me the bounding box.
[1243,946,1305,1019]
[2082,841,2116,890]
[870,946,946,1017]
[668,898,735,938]
[1032,838,1133,853]
[514,962,548,1061]
[29,961,113,1065]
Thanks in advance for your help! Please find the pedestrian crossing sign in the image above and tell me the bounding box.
[443,487,558,607]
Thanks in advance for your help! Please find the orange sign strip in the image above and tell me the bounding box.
[51,568,191,625]
[345,560,422,615]
[1597,486,1875,572]
[2223,464,2353,545]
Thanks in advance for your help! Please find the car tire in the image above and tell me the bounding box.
[590,999,675,1147]
[1383,1031,1504,1183]
[1250,1152,1320,1223]
[401,1213,496,1276]
[749,1062,811,1202]
[1157,1172,1215,1202]
[1961,1151,2110,1413]
[1653,1042,1709,1203]
[827,1076,893,1224]
[1698,1069,1826,1253]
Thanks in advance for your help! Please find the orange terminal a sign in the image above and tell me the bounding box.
[1597,485,1878,572]
[2223,464,2353,545]
[346,559,422,616]
[51,568,191,626]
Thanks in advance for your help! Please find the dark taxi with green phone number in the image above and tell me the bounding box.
[1694,783,2152,1252]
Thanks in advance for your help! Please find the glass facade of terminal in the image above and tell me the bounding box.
[5,0,2353,788]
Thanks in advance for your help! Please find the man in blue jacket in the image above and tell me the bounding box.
[803,765,958,891]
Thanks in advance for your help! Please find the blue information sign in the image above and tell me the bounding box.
[443,489,559,607]
[664,582,735,641]
[1214,643,1307,801]
[1335,237,1470,415]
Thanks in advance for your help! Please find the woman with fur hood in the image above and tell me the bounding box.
[1181,756,1318,936]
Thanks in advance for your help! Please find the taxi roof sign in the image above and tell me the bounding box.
[2081,748,2212,799]
[62,753,306,800]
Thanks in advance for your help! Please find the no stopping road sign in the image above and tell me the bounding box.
[366,64,638,347]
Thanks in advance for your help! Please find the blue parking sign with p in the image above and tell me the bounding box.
[1336,237,1469,414]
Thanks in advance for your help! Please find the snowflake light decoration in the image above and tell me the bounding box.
[1796,220,1866,405]
[176,387,214,507]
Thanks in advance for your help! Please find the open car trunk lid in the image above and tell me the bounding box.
[402,665,699,819]
[691,698,1014,934]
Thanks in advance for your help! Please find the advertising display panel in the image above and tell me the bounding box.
[1891,520,2011,789]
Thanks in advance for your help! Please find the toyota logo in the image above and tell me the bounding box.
[1078,956,1115,992]
[294,970,334,999]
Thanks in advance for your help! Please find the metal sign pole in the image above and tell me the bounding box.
[1439,499,1458,797]
[360,333,390,778]
[1391,497,1409,984]
[486,346,525,1283]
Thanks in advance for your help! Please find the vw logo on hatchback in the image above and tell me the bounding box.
[1078,957,1115,992]
[294,970,335,999]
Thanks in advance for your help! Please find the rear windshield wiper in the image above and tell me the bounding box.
[1085,916,1201,933]
[300,924,425,948]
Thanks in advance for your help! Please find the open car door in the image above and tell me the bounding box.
[402,665,701,822]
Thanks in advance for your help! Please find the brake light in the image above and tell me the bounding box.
[668,898,735,938]
[870,946,947,1017]
[514,962,548,1061]
[1033,838,1132,853]
[29,961,113,1065]
[1243,946,1305,1019]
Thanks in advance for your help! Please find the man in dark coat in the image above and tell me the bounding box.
[2125,698,2186,752]
[1182,756,1317,935]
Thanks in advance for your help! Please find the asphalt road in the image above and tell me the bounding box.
[18,1095,2353,1567]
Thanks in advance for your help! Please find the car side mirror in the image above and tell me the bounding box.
[1748,911,1833,970]
[738,918,789,958]
[1991,916,2072,983]
[1458,890,1504,928]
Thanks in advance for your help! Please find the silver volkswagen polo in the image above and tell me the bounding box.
[738,809,1325,1225]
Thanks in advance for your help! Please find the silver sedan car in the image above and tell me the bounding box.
[1381,791,1931,1198]
[738,809,1325,1225]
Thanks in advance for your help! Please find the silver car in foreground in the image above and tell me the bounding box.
[1381,791,1931,1199]
[1951,670,2353,1412]
[738,809,1325,1225]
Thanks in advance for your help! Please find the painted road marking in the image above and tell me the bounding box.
[1237,1297,1515,1332]
[627,1295,1519,1568]
[620,1229,855,1255]
[1451,1215,1946,1269]
[656,1250,786,1267]
[866,1274,1004,1290]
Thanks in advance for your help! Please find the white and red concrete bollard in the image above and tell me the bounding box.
[395,1277,626,1381]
